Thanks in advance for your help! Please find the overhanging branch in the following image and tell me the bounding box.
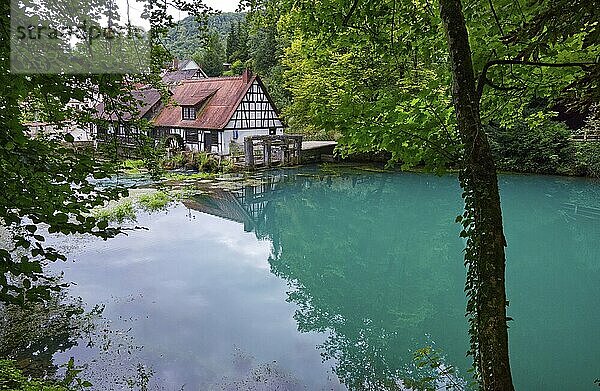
[343,0,360,27]
[476,59,598,101]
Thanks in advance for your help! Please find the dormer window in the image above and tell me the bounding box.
[182,106,196,120]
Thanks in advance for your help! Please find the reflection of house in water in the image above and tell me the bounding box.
[183,175,285,234]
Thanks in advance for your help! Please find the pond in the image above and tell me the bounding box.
[50,166,599,390]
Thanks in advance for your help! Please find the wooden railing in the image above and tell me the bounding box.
[572,131,600,142]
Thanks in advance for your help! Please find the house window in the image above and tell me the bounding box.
[269,127,277,136]
[186,129,199,142]
[233,130,239,140]
[182,106,196,120]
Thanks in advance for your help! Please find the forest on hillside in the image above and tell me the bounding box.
[162,13,246,59]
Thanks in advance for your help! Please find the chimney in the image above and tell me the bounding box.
[172,58,179,70]
[242,68,253,84]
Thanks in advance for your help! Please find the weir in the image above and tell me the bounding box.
[243,135,339,168]
[243,134,303,168]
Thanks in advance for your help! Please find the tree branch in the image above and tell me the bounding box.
[343,0,360,27]
[476,59,598,101]
[487,0,504,36]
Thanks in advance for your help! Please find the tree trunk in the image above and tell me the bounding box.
[439,0,515,390]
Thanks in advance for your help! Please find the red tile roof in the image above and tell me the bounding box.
[153,74,256,130]
[162,68,209,84]
[96,88,162,121]
[172,86,217,106]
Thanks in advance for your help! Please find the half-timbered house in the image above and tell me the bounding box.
[153,70,284,155]
[93,69,284,155]
[95,87,164,146]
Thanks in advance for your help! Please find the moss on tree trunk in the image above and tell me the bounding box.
[439,0,515,389]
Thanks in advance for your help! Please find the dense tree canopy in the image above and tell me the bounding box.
[194,31,226,76]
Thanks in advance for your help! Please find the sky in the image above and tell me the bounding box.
[204,0,239,12]
[113,0,240,29]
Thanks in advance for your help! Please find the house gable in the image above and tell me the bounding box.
[225,79,283,130]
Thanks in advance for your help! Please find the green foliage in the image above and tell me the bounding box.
[240,0,598,388]
[164,172,216,181]
[404,346,470,391]
[575,143,600,178]
[0,360,70,391]
[136,191,172,212]
[0,292,103,391]
[163,13,246,59]
[198,153,221,173]
[229,60,247,75]
[193,31,226,77]
[0,292,100,380]
[161,152,230,174]
[125,364,153,391]
[573,108,600,177]
[249,26,279,76]
[94,190,181,222]
[281,34,457,169]
[240,0,598,171]
[0,290,99,389]
[220,158,235,173]
[93,201,137,224]
[161,153,187,170]
[121,159,146,174]
[226,19,250,64]
[135,135,166,181]
[1,0,213,304]
[488,121,577,175]
[0,105,126,304]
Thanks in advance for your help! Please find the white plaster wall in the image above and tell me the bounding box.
[28,122,92,142]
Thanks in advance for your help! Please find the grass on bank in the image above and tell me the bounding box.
[120,159,146,175]
[163,172,216,181]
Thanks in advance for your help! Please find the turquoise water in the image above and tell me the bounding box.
[54,167,600,390]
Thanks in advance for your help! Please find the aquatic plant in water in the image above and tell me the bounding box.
[93,201,137,224]
[136,191,172,212]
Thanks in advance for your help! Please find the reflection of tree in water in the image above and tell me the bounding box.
[265,173,466,389]
[0,290,154,390]
[190,168,469,390]
[0,291,98,379]
[212,348,306,391]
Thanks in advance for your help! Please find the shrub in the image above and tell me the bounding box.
[121,159,145,171]
[196,152,219,173]
[575,142,600,178]
[136,136,166,180]
[220,158,235,173]
[488,121,577,175]
[229,141,243,156]
[161,153,186,170]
